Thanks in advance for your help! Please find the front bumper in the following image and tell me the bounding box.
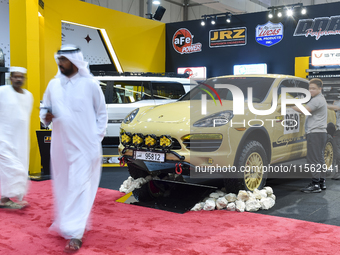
[119,147,193,176]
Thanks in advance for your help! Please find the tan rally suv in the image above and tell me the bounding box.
[118,74,336,196]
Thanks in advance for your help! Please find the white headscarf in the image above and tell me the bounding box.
[10,66,27,74]
[54,44,93,79]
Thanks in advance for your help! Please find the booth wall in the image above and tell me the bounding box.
[166,2,340,78]
[9,0,166,174]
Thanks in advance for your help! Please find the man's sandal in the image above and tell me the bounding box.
[64,238,82,253]
[0,200,27,209]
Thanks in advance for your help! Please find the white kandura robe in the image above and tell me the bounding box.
[0,85,33,200]
[41,73,107,239]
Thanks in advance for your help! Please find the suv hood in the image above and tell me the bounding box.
[137,101,190,123]
[136,100,237,124]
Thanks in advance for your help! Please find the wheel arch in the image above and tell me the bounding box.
[233,126,271,166]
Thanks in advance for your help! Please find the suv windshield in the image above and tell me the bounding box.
[180,77,275,103]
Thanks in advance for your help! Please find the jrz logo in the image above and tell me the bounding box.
[293,15,340,40]
[209,27,246,48]
[172,28,202,54]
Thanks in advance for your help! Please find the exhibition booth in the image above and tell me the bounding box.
[2,0,340,254]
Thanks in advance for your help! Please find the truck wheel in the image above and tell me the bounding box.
[324,134,336,171]
[224,140,268,193]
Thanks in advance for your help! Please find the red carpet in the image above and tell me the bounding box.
[0,180,339,254]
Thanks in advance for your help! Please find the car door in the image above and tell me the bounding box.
[271,78,308,163]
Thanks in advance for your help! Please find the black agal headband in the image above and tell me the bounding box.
[57,47,81,55]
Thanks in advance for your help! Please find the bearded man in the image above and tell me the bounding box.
[40,45,107,252]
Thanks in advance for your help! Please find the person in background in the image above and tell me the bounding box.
[327,99,340,180]
[40,45,107,252]
[293,78,328,193]
[0,67,33,209]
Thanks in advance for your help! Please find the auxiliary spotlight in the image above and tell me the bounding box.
[211,17,216,25]
[144,134,157,149]
[277,10,282,17]
[159,135,173,149]
[301,8,306,15]
[152,0,160,5]
[132,133,144,148]
[201,20,205,26]
[121,132,133,147]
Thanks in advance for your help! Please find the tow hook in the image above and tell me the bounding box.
[118,156,126,167]
[175,163,183,175]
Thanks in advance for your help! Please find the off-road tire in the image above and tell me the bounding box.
[224,140,268,193]
[325,134,336,175]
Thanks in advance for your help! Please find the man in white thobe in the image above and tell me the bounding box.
[0,67,33,209]
[40,45,107,252]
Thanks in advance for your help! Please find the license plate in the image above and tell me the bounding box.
[134,151,165,162]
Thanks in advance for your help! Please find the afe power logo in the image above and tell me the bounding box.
[172,28,202,54]
[256,22,283,47]
[293,15,340,40]
[209,27,246,48]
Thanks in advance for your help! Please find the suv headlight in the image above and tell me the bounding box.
[123,108,139,124]
[193,110,233,127]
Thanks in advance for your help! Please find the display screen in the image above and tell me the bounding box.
[233,63,267,75]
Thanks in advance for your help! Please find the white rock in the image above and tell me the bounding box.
[216,197,228,210]
[245,199,261,212]
[226,202,236,211]
[259,189,268,198]
[200,202,206,208]
[225,193,237,202]
[264,186,274,195]
[209,192,220,199]
[247,191,256,200]
[203,199,216,211]
[268,194,276,201]
[235,200,245,212]
[215,190,226,197]
[260,197,275,210]
[237,190,249,202]
[253,188,263,199]
[119,176,149,194]
[203,197,210,202]
[191,203,203,211]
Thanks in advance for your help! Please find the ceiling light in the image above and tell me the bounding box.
[268,11,273,19]
[226,13,232,23]
[286,8,293,16]
[201,16,206,26]
[153,0,160,5]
